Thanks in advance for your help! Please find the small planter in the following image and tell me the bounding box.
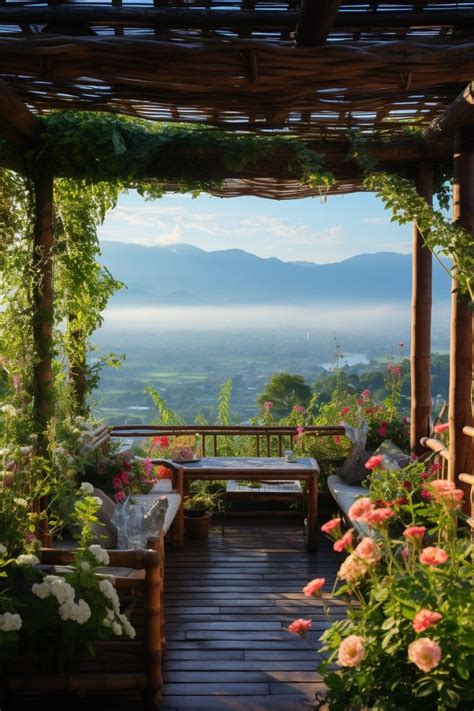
[184,510,212,539]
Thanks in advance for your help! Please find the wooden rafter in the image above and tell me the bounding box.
[423,82,474,150]
[0,79,41,146]
[296,0,341,47]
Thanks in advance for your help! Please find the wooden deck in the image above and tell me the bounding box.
[162,518,343,710]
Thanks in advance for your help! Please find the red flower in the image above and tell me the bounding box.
[341,406,350,416]
[357,399,364,406]
[402,480,412,491]
[361,389,370,399]
[334,435,341,445]
[152,435,169,449]
[365,407,373,415]
[114,490,126,503]
[364,454,385,470]
[433,423,449,434]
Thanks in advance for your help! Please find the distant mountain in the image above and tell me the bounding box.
[99,242,452,306]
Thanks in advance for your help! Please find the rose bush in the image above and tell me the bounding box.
[294,482,474,709]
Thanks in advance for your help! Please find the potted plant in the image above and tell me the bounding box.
[183,482,222,540]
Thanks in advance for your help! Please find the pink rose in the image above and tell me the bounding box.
[337,554,368,583]
[412,609,443,633]
[292,405,305,413]
[365,454,385,470]
[348,497,374,522]
[365,507,394,527]
[321,518,341,535]
[302,578,325,597]
[433,423,449,434]
[334,530,353,553]
[354,537,380,563]
[403,526,426,542]
[337,635,365,667]
[288,618,312,637]
[408,638,441,672]
[419,546,449,566]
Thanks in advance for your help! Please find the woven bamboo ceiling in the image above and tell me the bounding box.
[1,1,473,197]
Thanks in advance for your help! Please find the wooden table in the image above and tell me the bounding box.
[180,457,319,550]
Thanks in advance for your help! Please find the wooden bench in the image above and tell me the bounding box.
[1,538,164,710]
[88,425,185,549]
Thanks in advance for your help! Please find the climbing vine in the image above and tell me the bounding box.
[349,133,473,302]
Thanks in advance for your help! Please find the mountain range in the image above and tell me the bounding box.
[100,242,452,306]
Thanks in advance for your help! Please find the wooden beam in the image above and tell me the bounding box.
[449,127,474,489]
[0,79,41,146]
[410,162,433,455]
[423,82,474,150]
[0,7,470,31]
[32,171,54,438]
[296,0,341,47]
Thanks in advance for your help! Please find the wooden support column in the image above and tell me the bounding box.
[32,171,54,439]
[449,128,474,485]
[410,163,433,454]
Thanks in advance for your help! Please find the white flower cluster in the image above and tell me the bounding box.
[0,611,22,632]
[0,544,7,556]
[100,579,136,639]
[1,404,17,417]
[80,481,94,495]
[32,575,91,625]
[13,497,28,508]
[88,545,110,566]
[16,553,40,567]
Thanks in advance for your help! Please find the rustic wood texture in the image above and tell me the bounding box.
[410,163,433,454]
[450,128,474,487]
[32,171,54,438]
[296,0,341,47]
[162,518,342,710]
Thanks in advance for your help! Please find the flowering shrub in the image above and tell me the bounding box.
[0,489,135,663]
[293,483,474,709]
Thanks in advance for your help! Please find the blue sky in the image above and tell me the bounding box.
[98,189,412,264]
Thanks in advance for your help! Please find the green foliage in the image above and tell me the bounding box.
[257,372,312,419]
[217,379,233,426]
[144,385,185,425]
[350,133,474,303]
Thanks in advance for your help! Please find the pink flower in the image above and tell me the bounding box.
[121,471,130,485]
[429,461,441,473]
[408,638,441,672]
[421,489,432,501]
[419,546,449,566]
[377,425,388,437]
[341,407,350,416]
[152,435,169,449]
[337,554,368,583]
[302,578,325,597]
[433,423,449,434]
[292,405,305,414]
[321,518,341,535]
[143,458,153,476]
[429,480,464,508]
[403,526,426,542]
[114,490,126,503]
[357,399,364,406]
[420,471,430,480]
[361,389,370,399]
[348,497,374,522]
[296,426,305,435]
[288,618,312,637]
[263,401,273,411]
[334,530,353,553]
[365,508,394,527]
[401,546,409,560]
[112,476,123,491]
[337,635,365,667]
[354,537,380,563]
[364,455,385,470]
[412,610,443,633]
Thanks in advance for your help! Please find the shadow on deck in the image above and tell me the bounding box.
[162,518,343,710]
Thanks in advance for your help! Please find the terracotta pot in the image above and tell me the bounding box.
[184,511,212,539]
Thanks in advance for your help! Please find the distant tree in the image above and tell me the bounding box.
[258,373,312,419]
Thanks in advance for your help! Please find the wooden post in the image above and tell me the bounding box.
[449,128,474,486]
[32,171,54,439]
[410,163,433,454]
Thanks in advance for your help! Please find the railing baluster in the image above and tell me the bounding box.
[202,434,206,457]
[278,434,283,457]
[256,434,260,457]
[213,434,218,456]
[266,433,271,457]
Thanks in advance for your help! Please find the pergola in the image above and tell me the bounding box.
[0,1,472,487]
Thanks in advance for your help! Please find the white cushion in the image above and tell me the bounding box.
[135,492,182,535]
[327,474,370,536]
[151,479,173,494]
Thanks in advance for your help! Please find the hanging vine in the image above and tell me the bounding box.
[349,133,473,303]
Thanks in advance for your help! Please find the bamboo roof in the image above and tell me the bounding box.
[0,1,472,197]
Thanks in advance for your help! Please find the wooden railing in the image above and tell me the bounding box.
[421,426,474,522]
[110,424,347,466]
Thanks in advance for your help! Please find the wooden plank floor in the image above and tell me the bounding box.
[162,518,343,710]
